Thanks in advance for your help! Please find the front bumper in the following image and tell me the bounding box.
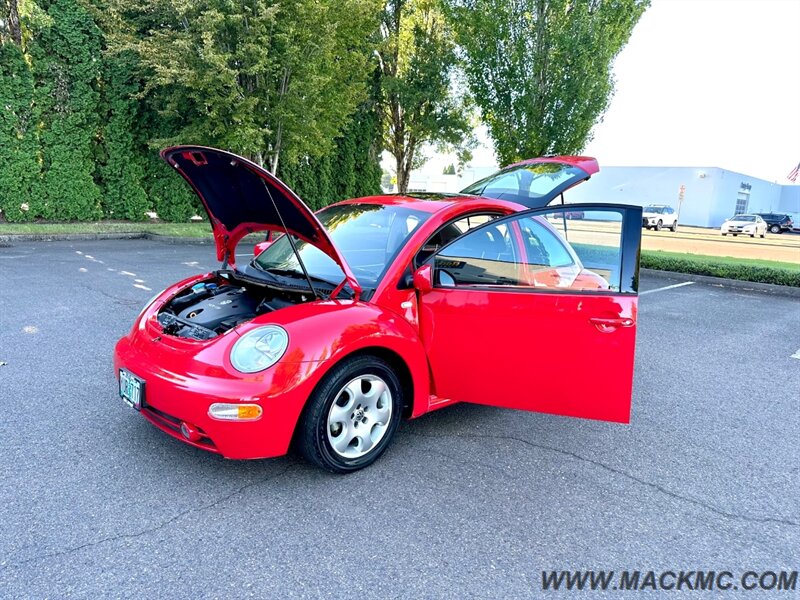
[114,333,324,459]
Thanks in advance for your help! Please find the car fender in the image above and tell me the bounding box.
[241,301,432,417]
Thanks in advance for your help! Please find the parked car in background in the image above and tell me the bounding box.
[755,213,793,234]
[642,205,678,231]
[720,214,767,238]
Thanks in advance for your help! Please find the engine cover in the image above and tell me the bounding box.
[177,287,259,330]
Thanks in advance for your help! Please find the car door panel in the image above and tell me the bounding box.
[417,203,642,424]
[418,289,636,423]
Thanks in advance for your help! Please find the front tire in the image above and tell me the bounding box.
[297,355,403,473]
[770,224,780,234]
[670,221,678,232]
[655,220,662,231]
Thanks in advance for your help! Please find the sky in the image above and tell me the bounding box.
[416,0,800,184]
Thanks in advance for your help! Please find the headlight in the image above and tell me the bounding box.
[230,325,289,373]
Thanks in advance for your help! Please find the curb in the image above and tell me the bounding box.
[145,233,214,245]
[0,231,213,245]
[641,268,800,298]
[0,232,149,243]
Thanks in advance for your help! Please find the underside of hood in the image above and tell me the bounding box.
[161,146,360,294]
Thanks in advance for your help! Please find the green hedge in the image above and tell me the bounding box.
[641,252,800,287]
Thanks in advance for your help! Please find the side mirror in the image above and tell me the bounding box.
[412,264,433,293]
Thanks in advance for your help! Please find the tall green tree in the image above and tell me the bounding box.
[0,41,40,221]
[449,0,649,165]
[111,0,380,176]
[97,50,149,220]
[31,0,104,220]
[377,0,472,193]
[282,95,383,208]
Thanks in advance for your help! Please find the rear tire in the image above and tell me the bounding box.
[670,221,678,232]
[297,355,403,473]
[655,220,662,231]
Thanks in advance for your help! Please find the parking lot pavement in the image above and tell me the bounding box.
[1,239,798,598]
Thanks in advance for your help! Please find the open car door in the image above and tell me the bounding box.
[415,204,642,423]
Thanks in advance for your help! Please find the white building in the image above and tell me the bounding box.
[567,166,800,229]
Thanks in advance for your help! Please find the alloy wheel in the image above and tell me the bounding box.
[326,375,393,459]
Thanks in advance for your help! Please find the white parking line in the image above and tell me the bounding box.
[640,281,695,295]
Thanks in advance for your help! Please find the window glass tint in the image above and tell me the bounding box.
[435,221,520,286]
[545,209,623,290]
[518,217,574,267]
[415,213,501,267]
[461,162,585,205]
[433,207,626,292]
[255,203,428,288]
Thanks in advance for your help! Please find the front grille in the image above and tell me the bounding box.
[143,405,217,449]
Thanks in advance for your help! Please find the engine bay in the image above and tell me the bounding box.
[157,273,314,340]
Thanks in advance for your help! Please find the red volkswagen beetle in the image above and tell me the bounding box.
[114,146,642,473]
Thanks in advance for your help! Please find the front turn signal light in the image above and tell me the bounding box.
[209,403,263,421]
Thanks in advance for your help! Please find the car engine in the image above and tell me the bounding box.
[157,275,312,340]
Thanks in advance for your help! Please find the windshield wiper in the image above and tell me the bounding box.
[265,268,353,298]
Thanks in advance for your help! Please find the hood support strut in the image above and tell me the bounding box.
[262,180,320,300]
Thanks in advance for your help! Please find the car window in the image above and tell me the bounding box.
[432,207,627,292]
[461,162,586,205]
[255,203,429,288]
[415,212,502,267]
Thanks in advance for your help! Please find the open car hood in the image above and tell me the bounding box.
[460,156,599,208]
[162,146,361,295]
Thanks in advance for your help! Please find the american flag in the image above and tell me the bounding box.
[788,162,800,183]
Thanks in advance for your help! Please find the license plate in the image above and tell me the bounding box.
[119,369,145,411]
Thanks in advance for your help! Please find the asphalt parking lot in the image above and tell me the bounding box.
[1,239,798,598]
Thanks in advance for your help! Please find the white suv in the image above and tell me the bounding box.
[642,205,678,232]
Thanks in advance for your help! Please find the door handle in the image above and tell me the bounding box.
[589,317,635,332]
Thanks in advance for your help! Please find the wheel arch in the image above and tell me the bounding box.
[337,346,416,417]
[288,341,429,451]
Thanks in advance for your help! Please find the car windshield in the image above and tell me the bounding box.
[645,206,666,213]
[731,215,755,222]
[461,162,586,205]
[252,203,430,289]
